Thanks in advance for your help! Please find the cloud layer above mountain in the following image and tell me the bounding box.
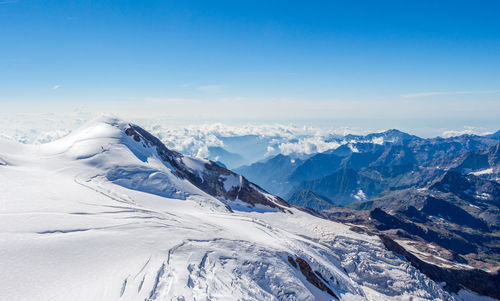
[0,112,496,168]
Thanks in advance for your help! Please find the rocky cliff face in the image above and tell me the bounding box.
[125,124,290,212]
[379,235,500,299]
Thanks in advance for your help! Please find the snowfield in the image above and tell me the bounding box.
[0,116,456,300]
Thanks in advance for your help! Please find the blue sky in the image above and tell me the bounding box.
[1,0,499,135]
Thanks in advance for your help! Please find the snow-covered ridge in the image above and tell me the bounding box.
[0,115,456,300]
[33,115,289,212]
[120,118,290,212]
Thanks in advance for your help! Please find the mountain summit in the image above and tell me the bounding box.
[39,115,289,213]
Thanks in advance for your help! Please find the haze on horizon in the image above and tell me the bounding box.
[1,0,499,136]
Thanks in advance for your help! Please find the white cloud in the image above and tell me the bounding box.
[144,123,300,158]
[0,111,372,162]
[0,110,91,144]
[111,120,364,161]
[278,137,341,155]
[0,0,18,4]
[440,126,493,138]
[51,84,61,90]
[3,111,496,167]
[401,90,500,98]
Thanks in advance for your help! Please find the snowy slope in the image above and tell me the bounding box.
[0,116,455,300]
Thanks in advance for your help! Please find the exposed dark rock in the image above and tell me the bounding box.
[125,124,290,211]
[287,189,336,211]
[292,168,379,206]
[291,255,338,299]
[400,205,427,223]
[370,208,477,254]
[348,225,373,235]
[287,256,297,268]
[431,171,500,208]
[420,196,489,231]
[379,234,500,299]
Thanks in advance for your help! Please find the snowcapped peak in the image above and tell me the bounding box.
[69,113,128,135]
[36,115,127,158]
[31,115,291,213]
[86,113,124,125]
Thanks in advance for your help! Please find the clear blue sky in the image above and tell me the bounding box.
[1,0,499,134]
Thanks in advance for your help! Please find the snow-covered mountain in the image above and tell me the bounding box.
[0,116,457,300]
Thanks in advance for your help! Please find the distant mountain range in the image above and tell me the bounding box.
[237,129,500,207]
[236,128,500,298]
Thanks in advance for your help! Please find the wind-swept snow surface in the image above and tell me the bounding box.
[0,116,455,300]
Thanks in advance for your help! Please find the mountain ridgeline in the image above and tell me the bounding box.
[236,129,500,209]
[236,128,500,298]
